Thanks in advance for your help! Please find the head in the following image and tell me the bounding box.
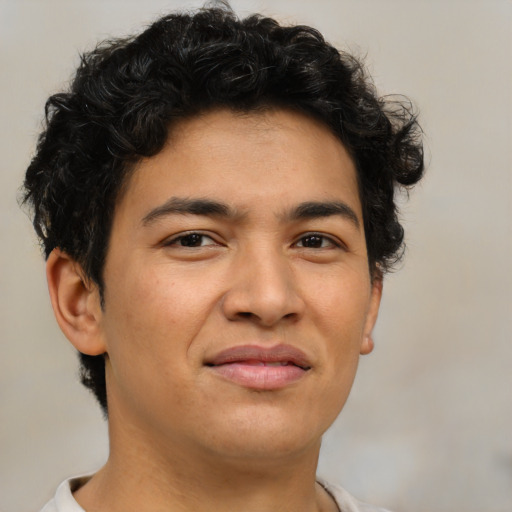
[23,5,423,416]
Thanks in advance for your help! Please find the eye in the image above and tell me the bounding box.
[294,233,342,249]
[165,232,217,248]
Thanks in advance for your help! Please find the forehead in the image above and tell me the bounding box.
[115,107,361,223]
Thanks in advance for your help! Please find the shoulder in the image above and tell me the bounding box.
[39,477,89,512]
[319,480,394,512]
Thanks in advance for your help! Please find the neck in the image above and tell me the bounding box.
[74,416,336,512]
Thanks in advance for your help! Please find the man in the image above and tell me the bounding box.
[23,4,424,511]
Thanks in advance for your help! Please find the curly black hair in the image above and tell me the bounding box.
[22,5,424,414]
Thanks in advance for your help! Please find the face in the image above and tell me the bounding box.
[96,108,381,461]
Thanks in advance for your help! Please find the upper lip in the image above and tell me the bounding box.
[205,344,312,370]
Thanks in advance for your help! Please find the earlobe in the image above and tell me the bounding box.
[46,249,106,356]
[360,277,383,356]
[360,335,374,355]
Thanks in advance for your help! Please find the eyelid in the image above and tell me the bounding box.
[162,230,220,247]
[293,231,347,250]
[160,230,346,250]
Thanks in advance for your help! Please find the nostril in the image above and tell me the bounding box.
[222,286,305,326]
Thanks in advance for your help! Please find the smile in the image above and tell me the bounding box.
[205,344,312,390]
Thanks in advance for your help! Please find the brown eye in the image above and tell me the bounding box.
[179,234,205,247]
[301,235,323,248]
[296,234,336,249]
[166,232,216,248]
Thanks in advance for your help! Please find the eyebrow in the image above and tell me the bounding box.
[287,201,360,229]
[141,197,236,225]
[141,197,360,229]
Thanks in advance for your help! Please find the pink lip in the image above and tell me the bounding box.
[205,344,312,390]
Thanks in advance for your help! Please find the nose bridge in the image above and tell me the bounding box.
[222,239,303,326]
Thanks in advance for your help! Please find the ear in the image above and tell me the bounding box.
[46,248,106,356]
[360,277,383,356]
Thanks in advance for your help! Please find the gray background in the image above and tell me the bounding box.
[1,1,511,511]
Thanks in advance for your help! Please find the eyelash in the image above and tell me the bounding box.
[163,231,218,248]
[294,232,345,250]
[163,231,345,251]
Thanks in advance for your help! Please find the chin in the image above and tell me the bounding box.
[198,405,327,462]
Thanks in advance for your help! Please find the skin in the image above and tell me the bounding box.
[47,108,382,512]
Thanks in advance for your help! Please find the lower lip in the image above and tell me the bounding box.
[209,363,307,390]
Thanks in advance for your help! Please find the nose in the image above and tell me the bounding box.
[221,246,305,327]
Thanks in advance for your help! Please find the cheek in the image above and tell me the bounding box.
[102,263,223,372]
[306,269,371,341]
[101,272,202,421]
[303,269,370,407]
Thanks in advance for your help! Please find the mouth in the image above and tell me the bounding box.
[205,344,312,390]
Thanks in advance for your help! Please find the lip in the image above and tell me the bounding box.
[205,344,312,390]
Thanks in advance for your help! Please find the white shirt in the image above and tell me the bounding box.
[40,477,392,512]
